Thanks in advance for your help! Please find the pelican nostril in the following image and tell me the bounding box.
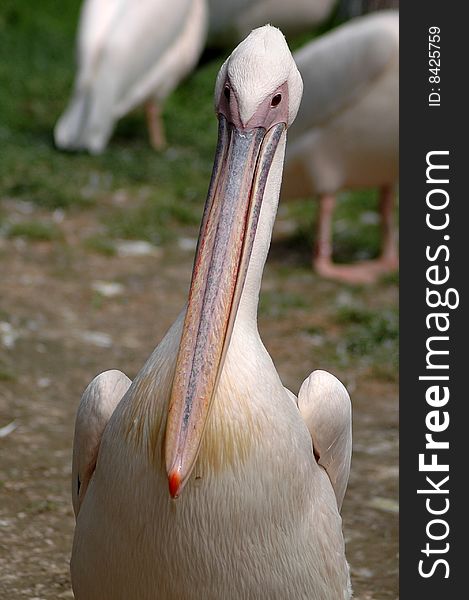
[271,93,282,107]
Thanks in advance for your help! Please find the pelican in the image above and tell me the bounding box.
[54,0,208,154]
[283,10,399,283]
[71,26,352,599]
[208,0,336,44]
[339,0,400,19]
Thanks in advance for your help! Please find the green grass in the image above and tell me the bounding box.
[7,220,62,241]
[0,365,17,382]
[106,197,201,245]
[338,304,398,354]
[25,498,59,514]
[335,301,399,377]
[83,235,116,256]
[259,290,309,317]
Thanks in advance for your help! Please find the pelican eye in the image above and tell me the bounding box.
[271,93,282,107]
[224,85,231,101]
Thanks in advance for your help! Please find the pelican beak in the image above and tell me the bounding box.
[164,115,285,498]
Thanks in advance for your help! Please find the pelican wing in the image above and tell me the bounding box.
[290,11,399,136]
[298,369,352,510]
[72,369,131,518]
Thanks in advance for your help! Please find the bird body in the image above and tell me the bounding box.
[208,0,336,42]
[283,11,399,281]
[55,0,207,153]
[71,26,352,599]
[285,10,398,196]
[72,314,350,599]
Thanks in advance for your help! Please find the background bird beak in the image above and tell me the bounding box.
[164,115,285,498]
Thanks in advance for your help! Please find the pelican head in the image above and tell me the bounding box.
[164,26,303,498]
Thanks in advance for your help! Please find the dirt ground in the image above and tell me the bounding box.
[0,198,398,599]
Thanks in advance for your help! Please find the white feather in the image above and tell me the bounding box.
[72,369,131,517]
[298,370,352,510]
[208,0,335,40]
[55,0,208,153]
[284,10,399,195]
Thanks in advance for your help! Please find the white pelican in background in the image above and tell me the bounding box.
[71,26,352,599]
[208,0,336,43]
[339,0,400,19]
[283,10,399,283]
[55,0,207,153]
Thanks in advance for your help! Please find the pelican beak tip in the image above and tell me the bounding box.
[168,469,182,499]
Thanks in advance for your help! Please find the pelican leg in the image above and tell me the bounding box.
[313,187,398,284]
[146,99,166,151]
[313,194,336,275]
[312,194,370,283]
[377,184,399,271]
